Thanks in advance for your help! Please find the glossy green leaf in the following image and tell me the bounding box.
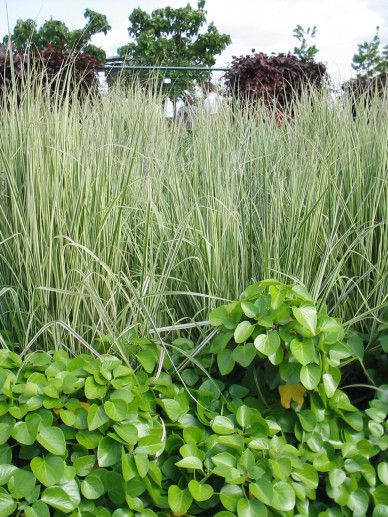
[209,302,242,330]
[136,349,156,373]
[292,305,317,335]
[348,488,369,515]
[346,333,364,360]
[290,338,315,365]
[8,469,36,498]
[159,398,184,422]
[220,484,243,511]
[211,416,235,435]
[217,349,235,375]
[329,468,346,488]
[237,498,267,517]
[249,478,273,505]
[87,404,110,431]
[232,343,256,367]
[374,485,388,505]
[0,423,12,445]
[97,437,121,467]
[292,463,319,489]
[11,416,40,445]
[41,480,81,512]
[212,452,237,468]
[0,465,17,486]
[378,462,388,485]
[175,456,203,470]
[24,501,50,517]
[323,368,341,398]
[188,479,214,501]
[254,331,280,356]
[84,376,107,399]
[0,492,17,516]
[272,481,295,512]
[37,426,66,456]
[134,453,149,478]
[319,317,345,344]
[30,455,65,487]
[234,321,254,343]
[300,364,321,390]
[103,399,128,422]
[81,474,105,499]
[73,455,96,477]
[167,485,192,514]
[241,301,260,318]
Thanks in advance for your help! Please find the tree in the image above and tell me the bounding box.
[352,26,388,78]
[117,1,231,98]
[293,25,319,61]
[3,9,111,62]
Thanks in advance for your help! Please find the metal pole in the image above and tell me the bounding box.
[101,61,229,73]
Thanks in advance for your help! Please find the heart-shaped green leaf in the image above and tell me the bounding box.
[300,364,321,390]
[188,479,214,501]
[234,321,254,343]
[30,455,65,487]
[254,331,280,356]
[37,426,66,455]
[290,338,315,365]
[292,305,317,335]
[41,480,81,512]
[168,485,193,514]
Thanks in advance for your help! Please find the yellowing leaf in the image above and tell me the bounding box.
[279,383,306,409]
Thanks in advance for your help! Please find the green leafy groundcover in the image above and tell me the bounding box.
[0,280,387,516]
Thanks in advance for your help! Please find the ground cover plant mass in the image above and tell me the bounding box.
[0,70,387,515]
[0,281,387,516]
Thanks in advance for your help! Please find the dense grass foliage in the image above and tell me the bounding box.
[0,81,387,351]
[0,281,386,516]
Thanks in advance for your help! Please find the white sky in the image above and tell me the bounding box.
[1,0,388,83]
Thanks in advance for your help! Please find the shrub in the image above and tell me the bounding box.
[0,280,386,515]
[344,72,387,117]
[0,48,101,101]
[224,52,327,110]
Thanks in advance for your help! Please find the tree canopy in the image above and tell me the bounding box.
[117,0,231,98]
[352,26,388,78]
[2,9,111,62]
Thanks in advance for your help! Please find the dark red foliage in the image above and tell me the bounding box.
[0,47,101,101]
[224,52,327,110]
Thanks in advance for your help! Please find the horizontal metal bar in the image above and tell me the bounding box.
[102,63,229,72]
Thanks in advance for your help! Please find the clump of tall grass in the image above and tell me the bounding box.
[0,73,387,353]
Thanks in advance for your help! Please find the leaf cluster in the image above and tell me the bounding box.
[352,27,388,79]
[293,25,319,61]
[224,52,327,111]
[117,1,231,98]
[2,9,110,62]
[0,280,386,515]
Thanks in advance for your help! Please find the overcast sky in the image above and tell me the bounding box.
[1,0,388,82]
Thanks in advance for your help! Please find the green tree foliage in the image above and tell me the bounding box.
[293,24,319,61]
[117,0,231,98]
[352,26,388,78]
[3,9,111,62]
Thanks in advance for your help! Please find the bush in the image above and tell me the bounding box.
[0,47,101,101]
[224,52,327,110]
[0,280,386,515]
[344,72,387,117]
